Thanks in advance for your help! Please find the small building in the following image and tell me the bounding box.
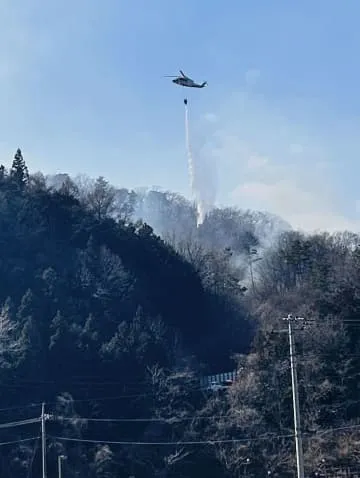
[200,370,239,391]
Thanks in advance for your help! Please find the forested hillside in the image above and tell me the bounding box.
[0,151,252,477]
[0,151,360,477]
[46,173,291,252]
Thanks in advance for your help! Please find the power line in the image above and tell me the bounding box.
[0,413,359,450]
[49,432,295,446]
[49,421,360,448]
[0,417,40,429]
[57,415,223,423]
[0,437,39,446]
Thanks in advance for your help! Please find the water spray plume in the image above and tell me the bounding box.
[185,104,194,192]
[184,101,206,227]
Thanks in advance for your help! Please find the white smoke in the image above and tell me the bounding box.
[184,101,212,227]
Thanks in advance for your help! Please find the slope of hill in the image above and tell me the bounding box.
[2,156,360,476]
[45,173,291,255]
[0,152,252,477]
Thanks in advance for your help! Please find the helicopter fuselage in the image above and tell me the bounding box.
[172,78,206,88]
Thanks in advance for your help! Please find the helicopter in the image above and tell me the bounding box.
[165,70,207,88]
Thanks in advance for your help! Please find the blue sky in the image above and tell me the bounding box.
[1,0,360,232]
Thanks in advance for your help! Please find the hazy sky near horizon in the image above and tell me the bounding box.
[1,0,360,233]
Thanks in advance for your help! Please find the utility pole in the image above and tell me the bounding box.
[58,455,66,478]
[283,314,305,478]
[41,403,47,478]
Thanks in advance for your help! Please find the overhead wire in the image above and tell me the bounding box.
[0,417,40,429]
[0,437,39,446]
[49,432,295,446]
[1,412,360,452]
[57,415,224,423]
[48,422,360,447]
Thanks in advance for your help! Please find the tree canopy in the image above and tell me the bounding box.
[0,153,358,477]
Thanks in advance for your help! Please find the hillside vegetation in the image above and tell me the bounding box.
[0,151,359,477]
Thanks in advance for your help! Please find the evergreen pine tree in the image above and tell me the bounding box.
[10,148,29,188]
